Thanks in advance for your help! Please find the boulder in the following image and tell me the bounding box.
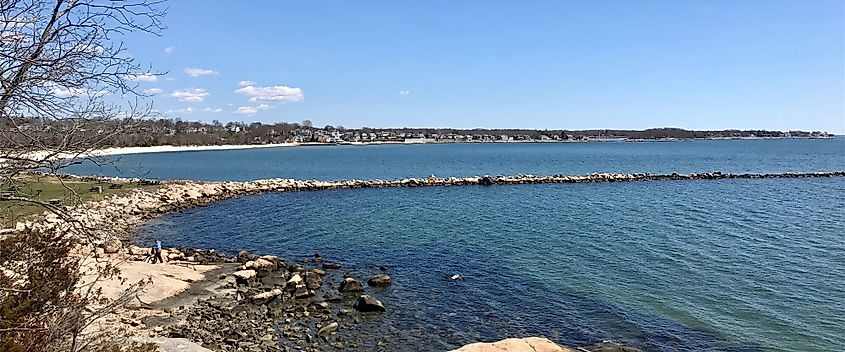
[367,274,392,287]
[305,273,322,290]
[237,250,257,263]
[449,337,576,352]
[233,270,257,286]
[339,277,364,292]
[250,288,283,303]
[294,284,313,299]
[128,245,149,256]
[102,238,122,254]
[353,294,385,312]
[252,258,276,272]
[317,322,339,336]
[183,189,202,199]
[322,262,342,270]
[286,273,303,287]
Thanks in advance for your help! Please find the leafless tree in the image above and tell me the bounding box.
[0,0,164,192]
[0,0,165,350]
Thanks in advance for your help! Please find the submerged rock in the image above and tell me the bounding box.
[339,277,364,292]
[367,274,392,287]
[353,294,385,312]
[322,262,342,269]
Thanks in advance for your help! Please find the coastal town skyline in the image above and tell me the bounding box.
[121,1,844,133]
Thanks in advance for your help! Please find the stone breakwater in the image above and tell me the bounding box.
[12,171,845,249]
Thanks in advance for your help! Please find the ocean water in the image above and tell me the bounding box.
[67,139,844,181]
[118,140,844,351]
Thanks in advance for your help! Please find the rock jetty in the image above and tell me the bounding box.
[8,171,843,253]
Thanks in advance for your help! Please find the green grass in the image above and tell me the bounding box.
[1,175,156,226]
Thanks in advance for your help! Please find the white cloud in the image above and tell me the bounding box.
[238,80,255,86]
[165,77,176,81]
[201,107,223,113]
[170,88,209,102]
[126,73,158,82]
[235,85,303,102]
[163,46,174,55]
[399,90,410,96]
[185,68,218,77]
[50,86,107,98]
[143,88,163,95]
[50,86,86,98]
[165,107,194,114]
[234,104,272,115]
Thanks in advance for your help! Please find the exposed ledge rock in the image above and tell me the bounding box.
[450,337,576,352]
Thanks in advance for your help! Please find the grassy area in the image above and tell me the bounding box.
[1,175,156,226]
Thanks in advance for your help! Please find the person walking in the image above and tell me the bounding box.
[151,239,164,264]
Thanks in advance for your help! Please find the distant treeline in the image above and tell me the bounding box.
[0,117,834,149]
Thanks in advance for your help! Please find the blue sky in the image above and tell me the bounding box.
[126,1,844,132]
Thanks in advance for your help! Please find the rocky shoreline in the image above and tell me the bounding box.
[133,249,396,351]
[7,170,844,351]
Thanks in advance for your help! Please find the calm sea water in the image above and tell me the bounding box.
[68,139,844,181]
[113,140,844,351]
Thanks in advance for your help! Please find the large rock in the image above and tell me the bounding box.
[305,272,323,290]
[128,245,149,256]
[252,258,276,273]
[233,269,257,286]
[286,273,303,287]
[237,250,257,263]
[102,238,123,254]
[317,322,339,336]
[141,337,214,352]
[353,294,385,312]
[450,337,575,352]
[367,274,392,287]
[250,288,283,303]
[339,277,364,292]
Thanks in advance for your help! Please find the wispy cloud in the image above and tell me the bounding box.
[126,73,158,82]
[170,88,209,102]
[234,103,271,115]
[163,46,174,55]
[238,80,255,86]
[165,107,194,115]
[50,86,108,98]
[399,90,411,96]
[185,68,218,77]
[235,85,303,102]
[143,88,163,95]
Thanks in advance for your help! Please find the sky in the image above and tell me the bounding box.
[123,0,844,133]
